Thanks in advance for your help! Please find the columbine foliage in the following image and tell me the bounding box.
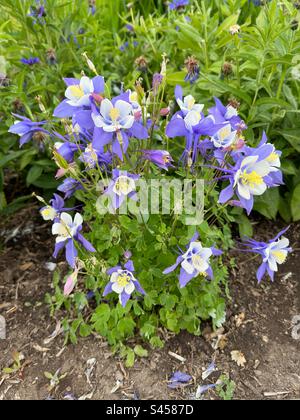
[13,52,289,364]
[1,0,296,363]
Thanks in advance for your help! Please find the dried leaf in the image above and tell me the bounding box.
[33,344,50,353]
[231,350,247,367]
[235,313,245,328]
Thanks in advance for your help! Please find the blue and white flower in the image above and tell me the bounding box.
[163,233,222,288]
[65,76,95,107]
[241,227,292,282]
[177,94,204,117]
[211,124,237,149]
[104,170,139,210]
[233,155,270,201]
[52,212,96,268]
[92,99,134,133]
[103,260,145,307]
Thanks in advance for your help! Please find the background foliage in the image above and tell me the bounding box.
[1,0,299,220]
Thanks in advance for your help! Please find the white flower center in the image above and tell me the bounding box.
[113,176,135,196]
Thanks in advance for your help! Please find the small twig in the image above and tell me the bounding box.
[168,351,186,363]
[264,391,291,397]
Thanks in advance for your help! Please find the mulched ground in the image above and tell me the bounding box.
[0,207,299,400]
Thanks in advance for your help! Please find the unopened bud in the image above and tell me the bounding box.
[35,95,46,113]
[82,52,98,75]
[160,107,170,117]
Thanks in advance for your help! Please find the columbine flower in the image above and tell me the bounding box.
[103,260,145,307]
[229,24,241,35]
[166,87,224,166]
[58,178,84,199]
[92,99,134,133]
[8,114,49,147]
[169,0,190,11]
[92,96,148,160]
[177,94,204,117]
[55,141,78,163]
[240,133,283,188]
[80,144,112,170]
[65,76,97,107]
[20,57,40,66]
[104,170,139,210]
[219,149,275,214]
[211,124,237,149]
[53,75,104,118]
[142,150,174,170]
[52,212,95,268]
[240,228,292,282]
[40,194,66,221]
[163,233,222,287]
[184,56,200,84]
[208,97,246,131]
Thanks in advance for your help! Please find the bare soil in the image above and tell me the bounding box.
[0,208,299,400]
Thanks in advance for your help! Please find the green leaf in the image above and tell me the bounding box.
[31,175,59,189]
[254,188,280,220]
[291,184,300,221]
[79,323,92,338]
[125,349,135,368]
[26,165,43,186]
[0,150,26,168]
[134,345,148,358]
[235,214,253,238]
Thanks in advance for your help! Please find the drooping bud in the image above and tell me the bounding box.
[35,95,46,113]
[160,107,170,117]
[82,52,98,75]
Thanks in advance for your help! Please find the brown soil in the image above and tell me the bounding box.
[0,208,299,400]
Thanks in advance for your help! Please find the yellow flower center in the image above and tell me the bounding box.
[187,98,195,110]
[115,176,133,195]
[272,250,287,264]
[130,92,138,103]
[267,152,278,163]
[69,85,84,99]
[241,171,263,188]
[163,155,171,163]
[117,273,131,287]
[41,206,57,220]
[109,107,120,121]
[42,207,52,217]
[219,126,232,141]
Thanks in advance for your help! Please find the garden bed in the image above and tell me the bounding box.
[0,208,299,400]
